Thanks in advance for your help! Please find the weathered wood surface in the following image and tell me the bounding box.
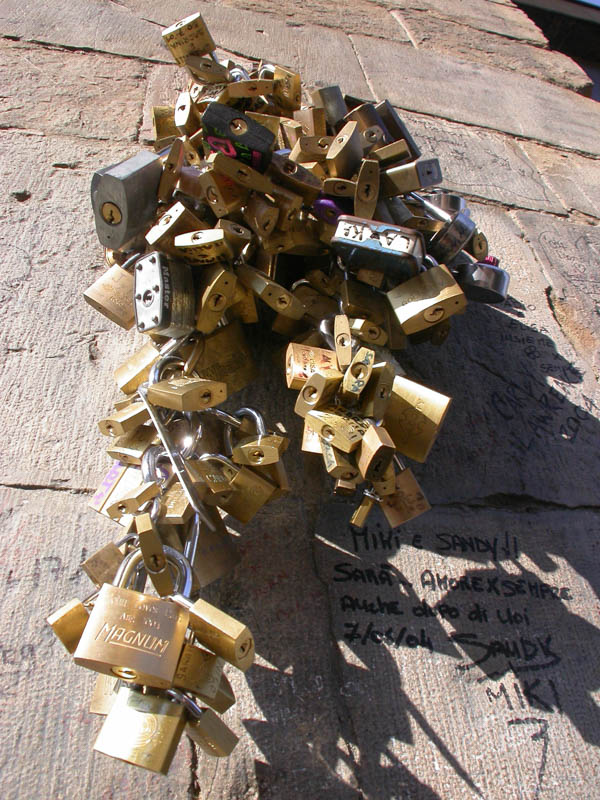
[0,0,599,798]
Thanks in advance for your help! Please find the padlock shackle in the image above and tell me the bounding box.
[166,687,205,720]
[149,355,186,386]
[198,452,236,471]
[233,407,267,436]
[114,546,193,597]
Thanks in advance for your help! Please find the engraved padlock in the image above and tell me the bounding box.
[93,684,187,774]
[73,547,192,688]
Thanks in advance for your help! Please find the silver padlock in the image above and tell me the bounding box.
[133,252,195,338]
[454,257,509,304]
[91,151,162,249]
[331,215,424,280]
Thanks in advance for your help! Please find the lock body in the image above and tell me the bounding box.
[74,585,189,688]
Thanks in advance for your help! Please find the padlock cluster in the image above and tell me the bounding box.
[48,10,511,776]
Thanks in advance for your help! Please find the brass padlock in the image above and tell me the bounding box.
[383,374,451,462]
[371,461,396,496]
[340,346,375,405]
[74,547,191,688]
[93,685,187,774]
[152,106,179,152]
[305,404,370,453]
[356,423,396,481]
[188,506,241,588]
[354,159,379,219]
[380,466,430,527]
[198,454,276,523]
[159,480,193,526]
[387,264,467,335]
[174,641,224,697]
[320,438,359,482]
[207,150,275,194]
[136,512,176,597]
[187,707,239,757]
[145,202,207,256]
[237,263,305,319]
[183,320,258,393]
[230,409,289,466]
[89,674,119,715]
[81,543,125,587]
[173,228,234,266]
[371,138,411,168]
[47,599,89,654]
[294,367,343,417]
[381,159,442,196]
[267,153,322,205]
[174,90,201,136]
[350,318,388,346]
[243,191,280,237]
[114,340,160,395]
[171,591,255,671]
[326,121,363,178]
[359,361,396,420]
[285,342,338,389]
[311,85,348,128]
[83,264,135,329]
[301,418,323,454]
[273,65,302,113]
[105,478,161,520]
[148,376,227,412]
[350,490,379,528]
[106,425,157,466]
[293,106,327,137]
[198,672,235,713]
[289,135,334,164]
[162,12,215,64]
[333,314,353,370]
[195,265,238,333]
[98,401,150,437]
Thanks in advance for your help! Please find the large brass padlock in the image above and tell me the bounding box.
[74,547,191,688]
[93,685,187,774]
[387,263,467,335]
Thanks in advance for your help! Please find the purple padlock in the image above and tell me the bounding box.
[312,194,349,224]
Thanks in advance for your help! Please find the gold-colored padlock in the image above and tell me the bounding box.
[147,376,227,412]
[105,479,161,519]
[207,151,275,194]
[93,686,187,774]
[380,467,430,527]
[174,642,224,698]
[199,454,276,524]
[162,12,216,65]
[159,481,193,526]
[47,599,89,654]
[83,265,135,329]
[279,117,303,149]
[285,342,338,389]
[357,361,394,421]
[136,513,176,597]
[356,423,396,481]
[293,106,327,137]
[172,592,255,672]
[334,477,359,496]
[387,264,467,335]
[81,543,125,587]
[326,121,363,179]
[350,491,378,528]
[189,506,241,588]
[301,418,323,453]
[294,367,343,417]
[198,166,248,218]
[350,318,388,346]
[183,320,258,393]
[237,263,305,319]
[334,314,353,369]
[106,425,157,466]
[198,673,235,713]
[152,106,179,152]
[383,375,451,462]
[195,265,238,333]
[114,341,160,394]
[290,135,334,164]
[145,202,207,256]
[173,228,234,266]
[97,401,150,437]
[89,674,119,716]
[371,138,411,168]
[371,461,396,496]
[74,548,191,688]
[320,438,359,481]
[273,65,302,113]
[354,158,379,219]
[174,90,201,136]
[187,708,239,758]
[340,346,375,404]
[305,404,369,453]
